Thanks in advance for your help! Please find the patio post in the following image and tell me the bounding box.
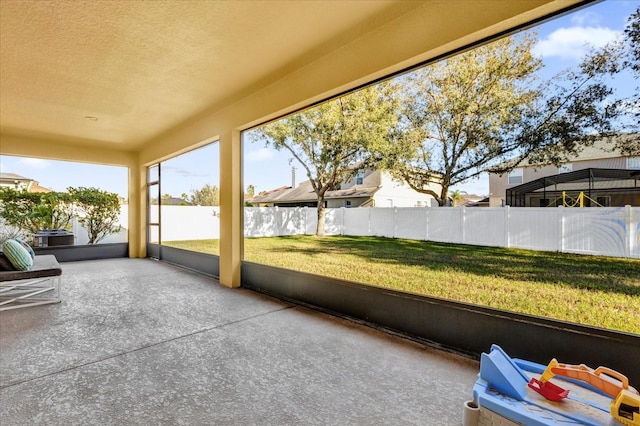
[219,129,242,288]
[128,160,146,258]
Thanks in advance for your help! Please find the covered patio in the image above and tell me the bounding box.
[2,0,638,423]
[1,259,478,423]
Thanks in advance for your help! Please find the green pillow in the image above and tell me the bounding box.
[12,238,35,259]
[2,239,33,271]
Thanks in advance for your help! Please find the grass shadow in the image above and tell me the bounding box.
[263,235,640,297]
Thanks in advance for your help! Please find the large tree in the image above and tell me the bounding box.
[614,6,640,155]
[256,83,399,236]
[385,34,542,205]
[386,29,631,205]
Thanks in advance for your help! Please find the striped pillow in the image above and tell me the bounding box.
[2,239,33,271]
[13,238,35,259]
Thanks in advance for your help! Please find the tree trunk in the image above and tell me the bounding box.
[439,185,449,207]
[316,195,326,237]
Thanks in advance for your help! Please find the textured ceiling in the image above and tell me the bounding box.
[0,1,585,152]
[0,0,404,148]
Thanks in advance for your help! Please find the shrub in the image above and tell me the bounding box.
[0,188,73,235]
[68,187,122,244]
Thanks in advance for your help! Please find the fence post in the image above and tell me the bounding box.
[461,206,466,244]
[558,206,564,253]
[504,206,510,248]
[394,207,398,238]
[340,207,345,236]
[625,205,631,258]
[424,207,429,241]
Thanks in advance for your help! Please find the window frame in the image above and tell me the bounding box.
[558,163,572,174]
[508,168,523,185]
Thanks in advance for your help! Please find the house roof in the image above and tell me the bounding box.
[0,173,54,192]
[161,197,192,206]
[251,180,380,204]
[523,135,636,167]
[0,172,32,181]
[28,182,53,193]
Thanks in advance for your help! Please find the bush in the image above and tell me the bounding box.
[0,186,122,244]
[68,187,122,244]
[0,188,73,235]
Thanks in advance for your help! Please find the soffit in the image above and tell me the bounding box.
[0,0,405,148]
[0,0,587,152]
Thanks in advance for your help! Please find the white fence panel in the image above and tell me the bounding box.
[395,208,427,240]
[631,206,640,258]
[561,207,628,257]
[508,207,559,251]
[161,206,220,241]
[245,207,278,237]
[275,207,306,236]
[305,208,317,235]
[344,208,370,236]
[463,207,505,247]
[323,208,343,235]
[427,208,463,244]
[369,208,396,237]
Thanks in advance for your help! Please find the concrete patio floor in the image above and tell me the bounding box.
[0,258,479,425]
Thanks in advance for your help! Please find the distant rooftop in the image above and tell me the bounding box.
[0,172,32,181]
[0,172,53,192]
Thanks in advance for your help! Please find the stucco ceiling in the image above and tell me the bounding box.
[0,0,587,152]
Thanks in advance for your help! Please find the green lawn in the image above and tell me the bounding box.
[164,235,640,334]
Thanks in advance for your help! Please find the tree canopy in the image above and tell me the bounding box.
[255,83,399,236]
[250,8,638,210]
[188,184,220,206]
[0,188,73,234]
[385,34,544,205]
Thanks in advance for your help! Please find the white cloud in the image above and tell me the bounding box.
[533,26,621,61]
[16,158,51,169]
[570,11,601,26]
[162,165,210,178]
[246,147,274,163]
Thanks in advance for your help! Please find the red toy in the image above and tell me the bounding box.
[528,377,570,401]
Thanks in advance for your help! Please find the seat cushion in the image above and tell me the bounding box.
[2,239,33,271]
[0,255,61,281]
[0,253,16,271]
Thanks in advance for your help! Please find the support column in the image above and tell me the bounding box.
[128,158,147,258]
[219,129,242,288]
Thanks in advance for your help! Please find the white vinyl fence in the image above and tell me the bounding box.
[35,205,638,258]
[244,206,639,259]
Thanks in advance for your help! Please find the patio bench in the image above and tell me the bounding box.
[0,255,62,311]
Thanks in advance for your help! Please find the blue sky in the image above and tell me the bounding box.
[244,0,639,196]
[1,0,637,198]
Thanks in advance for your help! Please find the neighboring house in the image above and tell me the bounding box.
[489,136,640,207]
[461,194,490,207]
[250,169,440,208]
[161,197,193,206]
[0,172,53,193]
